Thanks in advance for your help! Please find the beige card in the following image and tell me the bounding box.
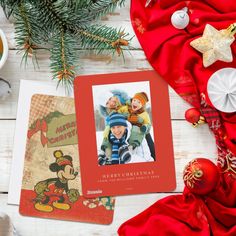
[19,94,115,224]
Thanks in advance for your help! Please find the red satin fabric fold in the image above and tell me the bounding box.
[131,0,236,107]
[118,1,236,235]
[118,187,236,236]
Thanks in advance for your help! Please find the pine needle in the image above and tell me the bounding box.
[0,0,132,90]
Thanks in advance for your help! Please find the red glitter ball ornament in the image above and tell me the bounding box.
[183,158,220,195]
[185,108,201,124]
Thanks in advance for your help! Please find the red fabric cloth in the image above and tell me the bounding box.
[118,189,236,236]
[130,0,236,108]
[118,1,236,235]
[130,0,236,155]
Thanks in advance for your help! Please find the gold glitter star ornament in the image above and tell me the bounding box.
[190,23,236,67]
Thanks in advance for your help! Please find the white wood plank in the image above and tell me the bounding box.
[0,120,217,193]
[0,193,173,236]
[0,2,191,119]
[0,2,141,50]
[0,50,190,119]
[0,121,14,193]
[0,3,220,236]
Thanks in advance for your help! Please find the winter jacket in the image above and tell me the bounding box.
[101,122,154,164]
[127,106,151,129]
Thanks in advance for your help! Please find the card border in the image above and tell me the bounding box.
[74,71,176,198]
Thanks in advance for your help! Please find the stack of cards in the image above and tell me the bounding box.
[9,71,176,224]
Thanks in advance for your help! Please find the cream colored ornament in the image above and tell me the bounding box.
[171,7,189,29]
[207,68,236,113]
[190,23,236,67]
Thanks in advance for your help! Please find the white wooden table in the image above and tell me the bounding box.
[0,2,217,236]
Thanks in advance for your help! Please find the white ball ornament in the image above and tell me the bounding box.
[171,7,190,29]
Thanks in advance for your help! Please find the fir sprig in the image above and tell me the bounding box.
[14,2,39,67]
[77,25,130,55]
[0,0,131,91]
[50,30,78,91]
[77,0,126,24]
[0,0,20,18]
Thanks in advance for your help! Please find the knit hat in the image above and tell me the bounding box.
[111,89,130,105]
[133,92,149,106]
[109,113,127,128]
[53,150,72,166]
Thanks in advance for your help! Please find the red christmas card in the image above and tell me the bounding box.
[19,94,115,224]
[74,71,176,198]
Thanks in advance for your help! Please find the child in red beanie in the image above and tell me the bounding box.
[128,92,155,159]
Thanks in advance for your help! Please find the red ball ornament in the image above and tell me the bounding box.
[183,158,220,195]
[185,108,201,124]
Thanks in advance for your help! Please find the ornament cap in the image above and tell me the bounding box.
[226,23,236,37]
[182,7,188,13]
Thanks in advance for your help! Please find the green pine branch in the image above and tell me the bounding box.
[0,0,132,91]
[14,2,39,66]
[77,25,131,55]
[0,0,20,18]
[77,0,126,24]
[50,30,78,91]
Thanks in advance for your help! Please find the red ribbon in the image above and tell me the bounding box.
[27,119,48,147]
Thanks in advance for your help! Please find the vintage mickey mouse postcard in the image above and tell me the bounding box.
[74,71,176,198]
[19,94,115,224]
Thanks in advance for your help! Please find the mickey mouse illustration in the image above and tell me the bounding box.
[34,150,79,213]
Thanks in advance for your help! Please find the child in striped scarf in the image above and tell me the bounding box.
[100,91,155,161]
[99,90,130,139]
[99,113,131,165]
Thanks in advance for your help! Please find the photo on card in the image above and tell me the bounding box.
[92,81,156,166]
[74,71,176,198]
